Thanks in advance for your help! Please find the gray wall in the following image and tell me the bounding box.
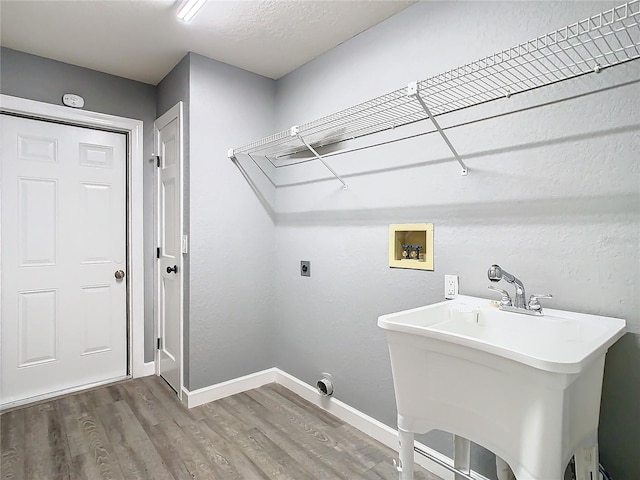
[186,53,277,390]
[271,2,639,479]
[0,47,158,362]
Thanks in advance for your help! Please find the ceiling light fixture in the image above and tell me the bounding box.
[177,0,206,22]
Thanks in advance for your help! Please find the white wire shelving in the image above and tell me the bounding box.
[228,1,640,187]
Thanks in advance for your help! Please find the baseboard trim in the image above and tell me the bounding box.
[181,368,278,408]
[182,368,490,480]
[142,361,155,377]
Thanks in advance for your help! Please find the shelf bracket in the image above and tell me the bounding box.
[407,81,468,176]
[291,126,348,190]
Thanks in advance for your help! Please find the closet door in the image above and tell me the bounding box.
[155,103,183,397]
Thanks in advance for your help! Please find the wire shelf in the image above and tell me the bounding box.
[230,1,640,164]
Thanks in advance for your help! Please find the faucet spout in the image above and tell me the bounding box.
[488,265,526,309]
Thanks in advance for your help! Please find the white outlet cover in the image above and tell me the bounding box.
[445,275,459,299]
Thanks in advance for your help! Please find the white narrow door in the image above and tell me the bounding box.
[155,104,183,396]
[1,114,127,406]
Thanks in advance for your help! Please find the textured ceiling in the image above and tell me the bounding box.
[0,0,414,85]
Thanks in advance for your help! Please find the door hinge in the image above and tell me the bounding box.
[157,338,162,350]
[156,247,160,259]
[155,155,161,167]
[181,235,188,254]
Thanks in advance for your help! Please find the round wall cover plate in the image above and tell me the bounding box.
[62,93,85,108]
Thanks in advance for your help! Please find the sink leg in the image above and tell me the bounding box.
[454,435,471,479]
[398,428,414,480]
[574,445,599,480]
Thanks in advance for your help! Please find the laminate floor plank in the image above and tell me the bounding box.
[23,402,69,480]
[74,396,125,480]
[229,391,333,446]
[69,452,111,480]
[1,377,442,480]
[60,393,125,480]
[215,397,322,480]
[141,376,203,427]
[115,381,164,429]
[57,395,92,458]
[333,423,396,467]
[96,401,147,444]
[199,402,303,480]
[266,384,344,429]
[149,417,220,480]
[245,426,318,480]
[143,421,195,480]
[47,401,72,480]
[220,392,363,480]
[0,408,25,480]
[248,386,337,431]
[191,417,273,480]
[85,384,122,410]
[182,419,247,479]
[219,394,329,467]
[246,386,379,474]
[95,400,174,480]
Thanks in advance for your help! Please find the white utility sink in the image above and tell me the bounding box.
[378,295,625,480]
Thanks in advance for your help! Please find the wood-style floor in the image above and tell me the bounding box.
[1,376,441,480]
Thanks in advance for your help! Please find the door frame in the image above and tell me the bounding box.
[0,94,146,380]
[153,102,184,399]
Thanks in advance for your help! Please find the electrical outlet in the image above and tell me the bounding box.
[445,274,458,299]
[301,261,311,277]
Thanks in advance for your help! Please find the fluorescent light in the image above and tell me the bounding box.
[177,0,206,22]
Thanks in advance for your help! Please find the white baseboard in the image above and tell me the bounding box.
[181,368,278,408]
[142,361,156,377]
[182,367,490,480]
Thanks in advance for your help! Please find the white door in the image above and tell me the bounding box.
[154,103,183,396]
[1,114,127,406]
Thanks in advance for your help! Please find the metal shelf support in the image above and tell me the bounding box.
[407,81,468,176]
[291,126,349,190]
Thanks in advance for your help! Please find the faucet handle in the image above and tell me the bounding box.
[528,294,553,311]
[488,286,512,306]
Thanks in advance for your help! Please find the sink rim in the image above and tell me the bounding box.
[378,295,626,374]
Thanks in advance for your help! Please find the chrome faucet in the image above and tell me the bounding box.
[488,264,527,308]
[487,264,552,315]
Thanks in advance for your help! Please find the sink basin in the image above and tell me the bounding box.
[378,295,626,480]
[380,296,625,374]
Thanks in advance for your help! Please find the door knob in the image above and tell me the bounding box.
[114,270,125,280]
[167,265,178,274]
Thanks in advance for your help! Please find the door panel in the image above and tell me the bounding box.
[80,183,113,263]
[79,142,114,168]
[18,178,57,265]
[18,134,57,163]
[155,106,183,396]
[18,289,57,367]
[80,285,113,355]
[1,114,128,405]
[162,178,177,256]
